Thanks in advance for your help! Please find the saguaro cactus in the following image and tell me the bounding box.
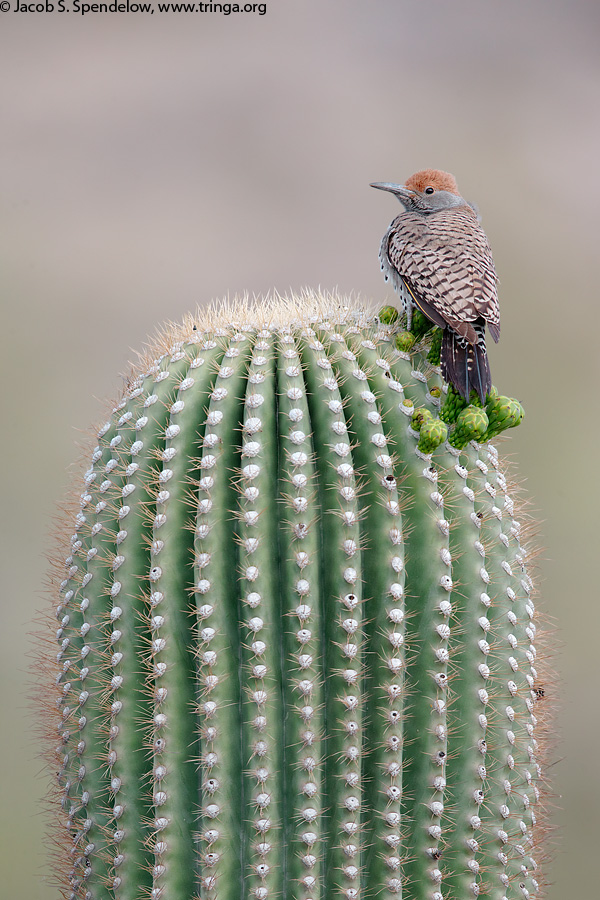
[44,294,547,900]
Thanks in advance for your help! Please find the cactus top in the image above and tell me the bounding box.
[43,292,549,900]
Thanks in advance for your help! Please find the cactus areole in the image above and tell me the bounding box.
[45,294,547,900]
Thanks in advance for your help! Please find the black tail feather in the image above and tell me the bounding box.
[440,327,491,403]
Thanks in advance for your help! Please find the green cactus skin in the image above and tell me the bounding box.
[45,295,548,900]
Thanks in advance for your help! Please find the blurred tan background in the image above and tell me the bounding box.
[1,1,598,897]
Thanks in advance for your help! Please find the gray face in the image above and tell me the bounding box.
[370,182,464,214]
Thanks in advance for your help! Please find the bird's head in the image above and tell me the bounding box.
[371,169,465,213]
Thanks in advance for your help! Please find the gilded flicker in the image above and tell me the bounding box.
[371,169,500,402]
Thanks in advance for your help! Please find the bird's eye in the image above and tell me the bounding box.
[424,186,435,195]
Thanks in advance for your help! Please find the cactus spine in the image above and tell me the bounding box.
[45,294,547,900]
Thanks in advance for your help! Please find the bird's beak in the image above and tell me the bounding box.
[370,182,414,200]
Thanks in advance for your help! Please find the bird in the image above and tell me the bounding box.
[371,169,500,403]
